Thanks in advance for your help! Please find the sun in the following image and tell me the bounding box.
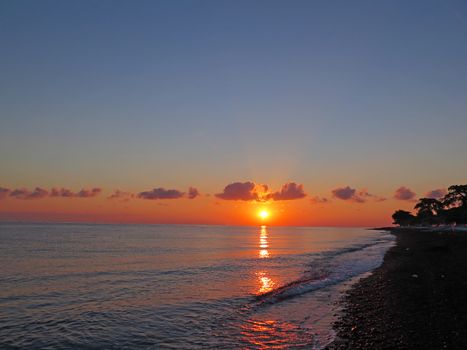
[258,209,270,220]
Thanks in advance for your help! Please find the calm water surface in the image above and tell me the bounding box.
[0,223,394,349]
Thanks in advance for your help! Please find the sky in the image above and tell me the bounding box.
[1,0,467,226]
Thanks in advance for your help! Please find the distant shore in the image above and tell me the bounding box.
[326,226,467,349]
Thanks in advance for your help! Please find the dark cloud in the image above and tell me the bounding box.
[215,182,267,201]
[394,186,416,201]
[2,186,102,200]
[269,182,306,201]
[332,186,358,201]
[50,188,75,198]
[138,187,185,200]
[310,196,329,204]
[216,181,308,202]
[77,188,102,198]
[332,186,384,203]
[10,187,49,200]
[107,190,135,201]
[425,188,447,199]
[51,187,102,198]
[188,187,200,199]
[0,187,11,199]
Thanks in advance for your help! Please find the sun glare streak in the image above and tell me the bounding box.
[256,271,275,294]
[259,225,270,258]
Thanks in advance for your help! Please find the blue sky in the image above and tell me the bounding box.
[1,0,467,196]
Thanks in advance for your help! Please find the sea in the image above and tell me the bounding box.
[0,223,394,349]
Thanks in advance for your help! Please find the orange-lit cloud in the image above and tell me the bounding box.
[138,187,185,200]
[394,186,416,201]
[215,181,308,202]
[425,188,447,199]
[268,182,306,201]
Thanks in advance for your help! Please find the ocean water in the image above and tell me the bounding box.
[0,223,394,349]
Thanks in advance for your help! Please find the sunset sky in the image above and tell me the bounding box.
[1,0,467,226]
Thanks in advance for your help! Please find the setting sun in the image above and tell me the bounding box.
[258,209,269,220]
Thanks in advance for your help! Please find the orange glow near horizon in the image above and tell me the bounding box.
[0,192,399,227]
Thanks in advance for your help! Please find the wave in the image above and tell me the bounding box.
[254,237,394,307]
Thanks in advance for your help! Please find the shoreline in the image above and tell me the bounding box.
[326,226,467,349]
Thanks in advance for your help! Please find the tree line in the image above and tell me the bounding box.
[392,185,467,226]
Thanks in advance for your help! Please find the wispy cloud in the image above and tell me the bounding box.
[107,190,135,201]
[310,196,329,204]
[394,186,416,201]
[188,187,200,199]
[425,188,447,199]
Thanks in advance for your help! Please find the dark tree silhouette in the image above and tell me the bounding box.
[443,185,467,208]
[415,198,444,216]
[415,198,444,225]
[392,210,415,226]
[392,184,467,226]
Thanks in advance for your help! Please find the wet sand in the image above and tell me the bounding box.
[327,227,467,349]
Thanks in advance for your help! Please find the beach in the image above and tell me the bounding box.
[327,227,467,349]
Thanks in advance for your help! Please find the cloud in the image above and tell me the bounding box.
[188,187,200,199]
[138,187,185,200]
[50,187,102,198]
[332,186,385,203]
[310,196,329,204]
[332,186,360,201]
[107,190,135,201]
[268,182,306,201]
[358,189,386,202]
[0,187,11,199]
[425,188,447,199]
[216,181,308,202]
[215,182,267,201]
[394,186,416,201]
[10,187,49,200]
[332,186,355,200]
[50,188,76,198]
[0,186,102,200]
[77,188,102,198]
